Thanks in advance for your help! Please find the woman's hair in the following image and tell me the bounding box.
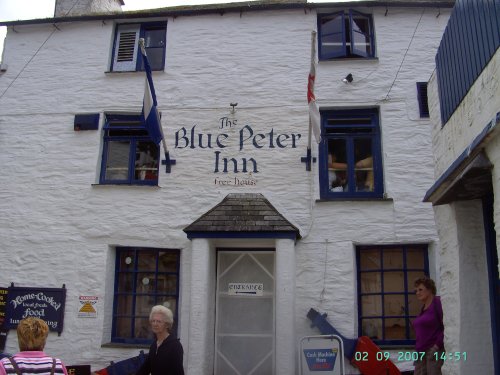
[17,317,49,351]
[149,305,174,332]
[414,276,437,295]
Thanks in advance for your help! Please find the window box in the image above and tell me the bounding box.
[318,10,375,60]
[111,22,167,72]
[319,108,383,199]
[357,244,429,346]
[100,113,160,185]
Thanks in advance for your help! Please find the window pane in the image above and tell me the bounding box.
[136,273,155,294]
[385,318,406,340]
[158,252,179,272]
[118,250,135,271]
[135,142,159,181]
[105,141,130,180]
[144,28,165,48]
[117,273,134,293]
[360,272,381,293]
[115,295,133,315]
[351,15,371,56]
[383,248,403,269]
[328,139,348,192]
[157,274,177,294]
[361,295,382,316]
[360,249,380,270]
[384,272,405,292]
[354,138,373,192]
[115,317,132,338]
[135,295,154,316]
[145,48,165,71]
[138,250,157,271]
[134,317,151,339]
[408,294,421,316]
[362,319,382,339]
[406,248,425,269]
[384,294,405,316]
[320,13,345,57]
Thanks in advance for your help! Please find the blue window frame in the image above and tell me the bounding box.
[111,22,166,72]
[100,113,160,185]
[319,108,383,199]
[416,82,430,118]
[357,244,429,346]
[112,247,181,344]
[318,10,375,60]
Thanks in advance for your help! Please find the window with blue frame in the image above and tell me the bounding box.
[113,247,180,344]
[357,245,429,346]
[111,22,166,72]
[100,113,159,185]
[319,108,383,199]
[318,10,375,60]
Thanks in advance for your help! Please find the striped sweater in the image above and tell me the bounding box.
[0,352,68,375]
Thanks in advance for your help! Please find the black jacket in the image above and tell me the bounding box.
[137,335,184,375]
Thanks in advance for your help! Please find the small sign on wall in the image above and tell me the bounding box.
[228,283,263,296]
[78,296,98,318]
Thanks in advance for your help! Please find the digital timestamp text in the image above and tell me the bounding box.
[354,351,468,362]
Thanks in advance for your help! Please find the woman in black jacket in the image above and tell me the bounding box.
[137,305,184,375]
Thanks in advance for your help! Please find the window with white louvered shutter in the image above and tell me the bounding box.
[112,24,140,72]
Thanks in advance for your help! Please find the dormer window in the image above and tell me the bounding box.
[318,10,375,60]
[111,22,167,72]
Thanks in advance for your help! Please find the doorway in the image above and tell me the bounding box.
[215,250,275,375]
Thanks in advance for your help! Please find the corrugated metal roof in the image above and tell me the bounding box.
[0,0,455,26]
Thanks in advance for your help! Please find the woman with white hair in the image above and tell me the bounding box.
[136,305,184,375]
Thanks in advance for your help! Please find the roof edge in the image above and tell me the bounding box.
[0,0,454,26]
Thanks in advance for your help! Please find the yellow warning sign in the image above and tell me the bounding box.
[78,296,98,318]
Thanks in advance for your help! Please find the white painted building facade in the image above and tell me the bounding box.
[0,0,459,374]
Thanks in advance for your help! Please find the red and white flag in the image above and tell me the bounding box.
[308,31,321,144]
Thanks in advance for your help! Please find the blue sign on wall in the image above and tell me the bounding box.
[5,286,66,334]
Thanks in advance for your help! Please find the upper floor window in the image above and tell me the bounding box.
[357,244,429,346]
[319,108,383,199]
[416,82,430,118]
[111,22,166,72]
[318,10,375,60]
[112,247,180,344]
[100,113,159,185]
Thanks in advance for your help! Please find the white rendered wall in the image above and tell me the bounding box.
[0,5,450,373]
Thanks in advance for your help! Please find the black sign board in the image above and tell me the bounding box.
[67,365,91,375]
[5,286,66,334]
[0,288,7,328]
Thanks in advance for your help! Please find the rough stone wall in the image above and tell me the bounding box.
[54,0,122,17]
[0,5,450,373]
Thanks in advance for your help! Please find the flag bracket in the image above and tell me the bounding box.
[162,153,176,174]
[301,147,316,171]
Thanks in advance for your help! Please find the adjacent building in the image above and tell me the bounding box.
[0,0,459,373]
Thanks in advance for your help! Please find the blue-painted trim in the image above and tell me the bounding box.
[423,112,500,203]
[185,231,299,240]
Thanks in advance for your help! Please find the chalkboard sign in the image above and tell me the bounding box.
[4,286,66,334]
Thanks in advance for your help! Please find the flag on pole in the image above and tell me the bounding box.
[308,31,321,144]
[139,39,163,145]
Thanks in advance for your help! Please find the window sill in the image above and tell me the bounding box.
[101,342,150,349]
[104,70,165,74]
[319,57,379,63]
[91,183,161,189]
[316,196,393,202]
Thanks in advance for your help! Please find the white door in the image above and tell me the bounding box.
[215,250,275,375]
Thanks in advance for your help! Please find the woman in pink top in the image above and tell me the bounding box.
[0,318,68,375]
[412,277,445,375]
